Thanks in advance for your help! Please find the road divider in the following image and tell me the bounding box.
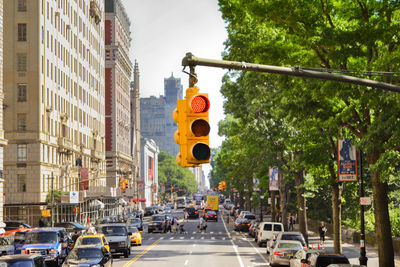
[122,238,161,267]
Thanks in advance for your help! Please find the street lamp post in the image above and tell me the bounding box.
[359,150,368,266]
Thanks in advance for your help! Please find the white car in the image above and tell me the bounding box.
[256,222,284,247]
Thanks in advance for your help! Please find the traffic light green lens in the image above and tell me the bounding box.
[193,143,210,160]
[191,119,210,137]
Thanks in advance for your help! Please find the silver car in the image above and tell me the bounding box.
[268,240,304,266]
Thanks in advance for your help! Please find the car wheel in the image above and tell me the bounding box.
[124,249,129,258]
[257,240,262,247]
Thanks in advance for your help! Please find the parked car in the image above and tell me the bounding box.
[243,213,257,221]
[128,226,142,246]
[268,240,304,267]
[4,221,31,231]
[267,231,307,253]
[148,214,168,233]
[308,253,350,267]
[289,249,321,267]
[96,223,131,258]
[238,211,252,218]
[233,218,251,232]
[0,254,47,267]
[205,210,218,222]
[230,207,240,217]
[128,218,143,231]
[248,222,260,237]
[17,227,70,265]
[186,207,199,219]
[256,222,284,247]
[63,245,112,267]
[74,233,110,252]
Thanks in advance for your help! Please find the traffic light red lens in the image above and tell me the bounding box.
[192,143,210,160]
[191,119,210,137]
[191,96,209,113]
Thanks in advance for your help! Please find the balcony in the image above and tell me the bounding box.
[58,137,73,154]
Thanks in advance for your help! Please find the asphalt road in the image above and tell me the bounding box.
[112,209,268,267]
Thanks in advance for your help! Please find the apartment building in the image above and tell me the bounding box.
[3,0,106,225]
[0,0,7,225]
[104,0,134,195]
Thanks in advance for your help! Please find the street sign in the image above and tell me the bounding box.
[360,197,371,205]
[338,138,358,182]
[70,191,79,204]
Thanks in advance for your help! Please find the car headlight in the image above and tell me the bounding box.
[49,249,58,257]
[119,241,126,246]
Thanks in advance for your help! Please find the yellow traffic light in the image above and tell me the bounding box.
[124,179,129,189]
[173,98,193,167]
[185,87,210,165]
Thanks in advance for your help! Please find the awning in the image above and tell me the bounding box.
[89,199,105,209]
[138,198,146,202]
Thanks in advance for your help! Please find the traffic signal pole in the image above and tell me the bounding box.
[182,53,400,93]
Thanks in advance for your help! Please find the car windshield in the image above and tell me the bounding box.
[69,247,103,259]
[100,226,127,236]
[278,242,303,249]
[0,235,14,245]
[207,211,216,215]
[237,219,248,223]
[76,237,101,246]
[282,235,305,245]
[26,232,58,244]
[151,216,164,222]
[129,227,139,233]
[2,260,34,267]
[317,256,349,266]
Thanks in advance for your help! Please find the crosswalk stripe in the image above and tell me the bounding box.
[211,237,215,240]
[210,232,214,234]
[201,237,204,240]
[222,237,226,240]
[169,237,174,240]
[180,237,184,240]
[190,237,194,240]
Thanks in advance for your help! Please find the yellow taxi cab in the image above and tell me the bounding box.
[74,234,110,252]
[128,226,142,246]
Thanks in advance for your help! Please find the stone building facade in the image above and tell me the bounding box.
[104,0,133,194]
[3,0,107,225]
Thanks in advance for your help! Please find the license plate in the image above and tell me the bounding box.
[286,253,293,257]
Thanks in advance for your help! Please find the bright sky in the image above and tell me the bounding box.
[121,0,228,179]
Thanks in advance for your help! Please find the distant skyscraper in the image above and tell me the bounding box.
[140,73,182,156]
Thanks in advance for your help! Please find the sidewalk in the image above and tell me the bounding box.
[296,224,400,267]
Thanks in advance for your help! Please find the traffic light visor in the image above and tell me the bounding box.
[191,119,210,137]
[190,95,209,113]
[193,143,210,160]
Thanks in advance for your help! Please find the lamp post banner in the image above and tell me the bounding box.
[269,167,279,191]
[338,138,358,182]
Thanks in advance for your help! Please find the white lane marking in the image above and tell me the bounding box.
[201,237,204,240]
[219,232,222,234]
[184,260,189,265]
[211,237,215,240]
[149,237,153,240]
[222,237,226,240]
[240,232,268,263]
[210,232,214,234]
[221,215,245,267]
[190,236,194,240]
[193,244,196,247]
[169,237,174,240]
[193,232,196,234]
[180,237,184,240]
[160,237,164,240]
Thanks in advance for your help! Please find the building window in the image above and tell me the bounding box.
[18,24,27,41]
[18,0,27,11]
[17,144,27,162]
[17,53,27,71]
[17,84,27,102]
[17,174,27,192]
[17,113,27,132]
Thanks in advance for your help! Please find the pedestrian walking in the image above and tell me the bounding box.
[226,214,230,228]
[184,209,188,222]
[318,221,327,244]
[173,216,179,234]
[198,216,204,232]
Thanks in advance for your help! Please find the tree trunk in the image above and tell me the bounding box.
[279,167,288,230]
[367,152,394,267]
[271,191,276,222]
[331,182,343,253]
[294,170,308,241]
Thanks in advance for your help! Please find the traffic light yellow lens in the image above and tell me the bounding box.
[193,143,211,160]
[191,119,210,137]
[191,96,209,113]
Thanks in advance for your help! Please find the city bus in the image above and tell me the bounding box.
[175,197,186,209]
